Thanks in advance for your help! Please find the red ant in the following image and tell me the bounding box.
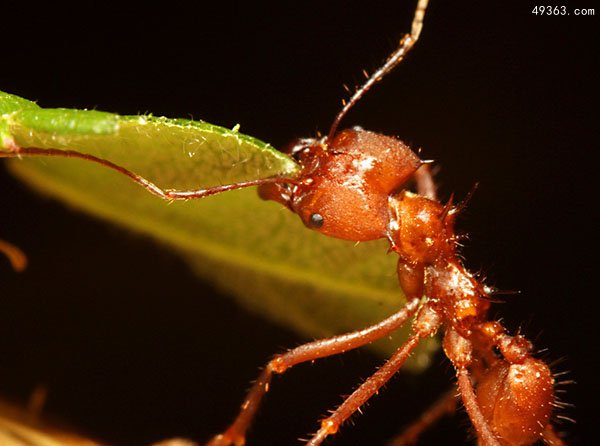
[2,1,568,444]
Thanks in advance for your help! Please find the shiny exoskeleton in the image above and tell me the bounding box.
[253,127,559,446]
[1,0,566,443]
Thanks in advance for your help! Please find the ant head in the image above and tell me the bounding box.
[259,128,421,242]
[260,14,428,241]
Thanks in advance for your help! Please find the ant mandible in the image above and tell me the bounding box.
[3,1,566,444]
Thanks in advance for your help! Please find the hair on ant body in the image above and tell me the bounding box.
[2,1,568,444]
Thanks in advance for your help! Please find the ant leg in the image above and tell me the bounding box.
[456,368,501,446]
[414,164,436,201]
[306,335,424,446]
[305,304,441,446]
[207,298,421,446]
[0,239,27,272]
[443,328,501,446]
[2,143,292,201]
[387,388,457,446]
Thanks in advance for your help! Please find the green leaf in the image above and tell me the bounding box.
[1,91,299,189]
[2,91,437,369]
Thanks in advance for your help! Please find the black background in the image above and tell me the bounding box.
[0,1,596,445]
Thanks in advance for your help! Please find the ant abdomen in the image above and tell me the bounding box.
[476,357,555,445]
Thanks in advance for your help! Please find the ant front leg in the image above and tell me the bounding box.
[305,304,441,446]
[207,298,421,446]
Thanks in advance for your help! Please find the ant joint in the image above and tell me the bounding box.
[414,304,441,336]
[443,328,473,368]
[320,419,338,435]
[498,334,533,364]
[269,357,288,374]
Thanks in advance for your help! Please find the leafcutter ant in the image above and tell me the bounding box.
[2,0,570,444]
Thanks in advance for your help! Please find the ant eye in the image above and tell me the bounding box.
[309,213,324,229]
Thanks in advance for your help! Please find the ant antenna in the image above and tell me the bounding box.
[1,144,297,201]
[327,0,429,141]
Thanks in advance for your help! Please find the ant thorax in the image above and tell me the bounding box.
[258,127,421,241]
[256,122,560,444]
[260,127,492,335]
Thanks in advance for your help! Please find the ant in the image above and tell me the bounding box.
[2,1,568,444]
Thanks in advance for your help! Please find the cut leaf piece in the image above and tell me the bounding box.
[3,90,438,368]
[1,90,300,189]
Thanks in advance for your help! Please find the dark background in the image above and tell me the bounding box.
[0,1,596,445]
